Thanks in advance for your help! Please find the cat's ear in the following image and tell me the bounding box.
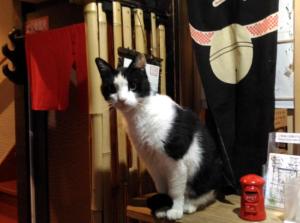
[95,57,114,79]
[133,53,146,69]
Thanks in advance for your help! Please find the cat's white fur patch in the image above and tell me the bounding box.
[183,133,203,179]
[184,190,216,214]
[112,73,138,108]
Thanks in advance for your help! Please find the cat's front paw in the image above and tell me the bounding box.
[155,210,167,218]
[166,208,183,220]
[183,203,197,214]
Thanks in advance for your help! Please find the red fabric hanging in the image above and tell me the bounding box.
[25,23,88,111]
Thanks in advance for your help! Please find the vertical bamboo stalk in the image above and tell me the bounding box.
[84,3,102,223]
[122,6,133,49]
[113,0,127,177]
[84,2,109,223]
[85,2,106,114]
[122,5,140,199]
[158,24,166,94]
[122,6,138,168]
[113,1,123,68]
[98,3,113,223]
[150,12,158,57]
[134,8,146,53]
[98,3,108,61]
[113,2,127,222]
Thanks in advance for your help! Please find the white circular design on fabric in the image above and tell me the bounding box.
[209,24,253,84]
[189,12,278,85]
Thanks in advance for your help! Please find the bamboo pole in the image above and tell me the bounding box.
[122,6,139,171]
[113,1,123,68]
[150,12,158,57]
[157,24,166,94]
[113,0,127,178]
[122,6,133,49]
[84,2,110,223]
[97,3,113,223]
[98,3,108,61]
[113,2,128,221]
[134,8,146,54]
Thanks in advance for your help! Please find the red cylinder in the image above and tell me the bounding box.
[239,174,266,221]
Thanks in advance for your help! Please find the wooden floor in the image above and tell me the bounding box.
[127,195,284,223]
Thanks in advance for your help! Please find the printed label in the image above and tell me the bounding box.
[275,132,300,144]
[25,16,49,34]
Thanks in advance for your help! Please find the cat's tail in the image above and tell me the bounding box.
[146,193,173,214]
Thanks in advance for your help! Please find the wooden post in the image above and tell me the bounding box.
[294,0,300,155]
[158,24,166,94]
[295,0,300,134]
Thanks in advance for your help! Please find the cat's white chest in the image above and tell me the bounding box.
[123,95,176,153]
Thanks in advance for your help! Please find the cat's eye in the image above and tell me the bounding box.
[109,84,116,93]
[130,82,137,91]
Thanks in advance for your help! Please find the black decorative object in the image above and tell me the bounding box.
[1,28,26,85]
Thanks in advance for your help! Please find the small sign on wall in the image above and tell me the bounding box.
[25,16,49,34]
[265,133,300,210]
[278,0,294,41]
[275,43,294,101]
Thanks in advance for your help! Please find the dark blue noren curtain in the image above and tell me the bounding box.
[188,0,278,189]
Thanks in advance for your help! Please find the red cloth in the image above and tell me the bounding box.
[25,23,88,111]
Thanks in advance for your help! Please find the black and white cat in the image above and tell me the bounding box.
[95,54,222,220]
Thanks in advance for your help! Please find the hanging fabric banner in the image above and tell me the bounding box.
[188,0,279,188]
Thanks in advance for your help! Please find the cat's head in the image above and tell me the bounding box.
[95,53,150,111]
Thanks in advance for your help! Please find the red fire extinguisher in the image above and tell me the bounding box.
[240,174,266,221]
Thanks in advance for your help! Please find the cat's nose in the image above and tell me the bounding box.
[118,95,126,103]
[118,98,126,103]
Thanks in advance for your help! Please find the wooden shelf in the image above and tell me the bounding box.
[127,195,283,223]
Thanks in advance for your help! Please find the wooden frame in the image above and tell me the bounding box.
[295,0,300,133]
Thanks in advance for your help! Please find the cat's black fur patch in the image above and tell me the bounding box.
[95,58,118,100]
[122,66,151,97]
[95,57,150,99]
[146,193,173,214]
[187,136,223,198]
[188,158,222,198]
[163,106,201,160]
[164,105,222,197]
